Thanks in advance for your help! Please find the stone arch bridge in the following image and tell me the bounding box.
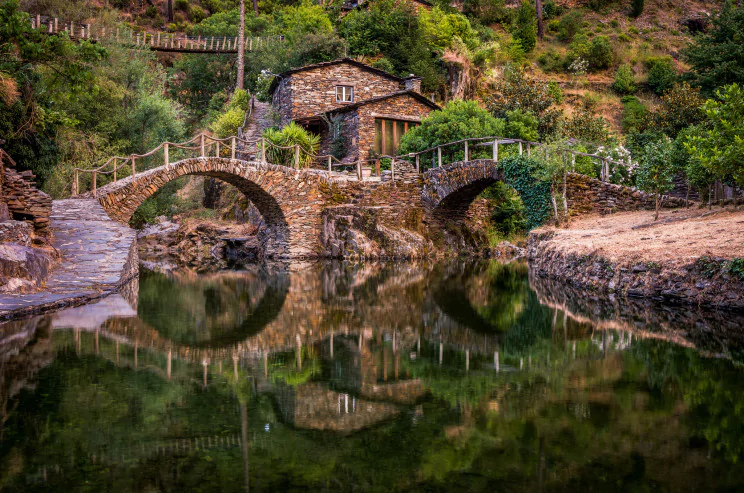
[86,154,677,259]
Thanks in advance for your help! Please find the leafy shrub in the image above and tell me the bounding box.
[175,0,190,13]
[547,19,560,33]
[628,26,639,34]
[618,33,631,43]
[145,6,160,18]
[631,0,644,17]
[646,82,705,138]
[262,122,320,168]
[504,109,539,141]
[482,182,528,236]
[537,50,563,72]
[211,107,244,138]
[566,34,613,71]
[542,0,564,19]
[610,19,619,28]
[563,109,611,144]
[371,57,395,74]
[613,64,637,94]
[645,56,677,95]
[621,95,646,134]
[512,1,537,53]
[728,258,744,281]
[190,5,207,23]
[556,10,583,42]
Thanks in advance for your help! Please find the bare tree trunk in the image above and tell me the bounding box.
[166,0,173,23]
[236,0,246,90]
[252,0,259,14]
[535,0,544,40]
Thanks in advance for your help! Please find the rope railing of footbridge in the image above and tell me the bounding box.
[72,132,629,195]
[28,13,282,53]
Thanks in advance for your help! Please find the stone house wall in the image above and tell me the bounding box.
[272,64,405,125]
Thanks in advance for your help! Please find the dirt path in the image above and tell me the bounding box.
[537,207,744,264]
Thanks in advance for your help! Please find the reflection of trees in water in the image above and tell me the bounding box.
[137,265,289,347]
[4,261,744,490]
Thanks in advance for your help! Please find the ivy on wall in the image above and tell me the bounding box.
[500,156,553,229]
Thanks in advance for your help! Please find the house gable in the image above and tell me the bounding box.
[270,59,416,124]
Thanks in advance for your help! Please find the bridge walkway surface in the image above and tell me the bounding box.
[0,199,137,319]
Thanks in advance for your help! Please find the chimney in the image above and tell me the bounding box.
[404,75,422,93]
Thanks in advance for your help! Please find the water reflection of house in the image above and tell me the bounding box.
[269,58,439,165]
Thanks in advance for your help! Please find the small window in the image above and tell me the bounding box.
[336,85,354,102]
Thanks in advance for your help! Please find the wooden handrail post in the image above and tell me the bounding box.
[527,142,531,157]
[73,169,79,196]
[327,156,332,172]
[200,134,205,157]
[231,137,236,159]
[215,141,221,157]
[391,158,395,183]
[415,154,420,173]
[464,140,469,162]
[357,160,362,181]
[260,138,266,163]
[519,142,523,155]
[493,140,499,163]
[113,162,117,182]
[437,146,442,167]
[35,14,40,29]
[92,171,97,193]
[131,157,136,177]
[54,18,58,33]
[164,142,169,166]
[294,145,300,169]
[571,153,576,172]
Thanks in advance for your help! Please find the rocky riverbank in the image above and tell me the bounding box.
[528,208,744,311]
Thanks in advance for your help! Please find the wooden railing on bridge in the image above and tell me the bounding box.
[72,130,630,196]
[28,14,282,53]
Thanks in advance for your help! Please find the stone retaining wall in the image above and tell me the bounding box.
[0,150,52,232]
[528,230,744,312]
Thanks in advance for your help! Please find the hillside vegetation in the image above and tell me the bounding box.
[3,0,743,233]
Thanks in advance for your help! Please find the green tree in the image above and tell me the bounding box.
[683,2,744,96]
[419,7,479,51]
[645,56,677,95]
[684,84,744,192]
[512,1,537,53]
[398,100,505,161]
[646,82,706,138]
[635,138,677,220]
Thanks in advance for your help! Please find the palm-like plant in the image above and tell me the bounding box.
[262,122,320,168]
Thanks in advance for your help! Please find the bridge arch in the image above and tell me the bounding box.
[421,160,505,223]
[93,157,331,258]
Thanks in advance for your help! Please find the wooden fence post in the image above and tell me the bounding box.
[464,140,469,162]
[492,140,499,163]
[260,138,266,162]
[294,145,300,169]
[200,134,205,157]
[35,14,40,29]
[164,143,169,166]
[527,142,531,157]
[54,18,58,33]
[519,142,523,155]
[73,169,79,196]
[131,157,136,177]
[327,156,332,172]
[415,154,420,173]
[437,146,442,167]
[391,158,395,183]
[215,141,221,157]
[571,153,575,172]
[113,161,117,182]
[231,137,236,159]
[92,171,97,193]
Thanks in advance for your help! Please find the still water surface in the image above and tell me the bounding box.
[2,260,744,492]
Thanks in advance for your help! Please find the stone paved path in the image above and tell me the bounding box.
[0,199,137,319]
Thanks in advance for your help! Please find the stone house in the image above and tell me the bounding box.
[269,58,439,167]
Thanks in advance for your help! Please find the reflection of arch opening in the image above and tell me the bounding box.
[136,266,290,348]
[97,159,296,258]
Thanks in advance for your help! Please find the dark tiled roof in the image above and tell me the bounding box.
[296,91,439,123]
[267,58,421,95]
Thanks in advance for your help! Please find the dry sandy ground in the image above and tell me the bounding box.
[536,207,744,264]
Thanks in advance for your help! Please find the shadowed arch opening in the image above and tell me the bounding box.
[97,158,297,258]
[432,177,499,223]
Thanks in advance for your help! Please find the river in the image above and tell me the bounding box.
[1,259,743,491]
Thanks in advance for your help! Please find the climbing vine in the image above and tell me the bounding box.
[500,156,553,229]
